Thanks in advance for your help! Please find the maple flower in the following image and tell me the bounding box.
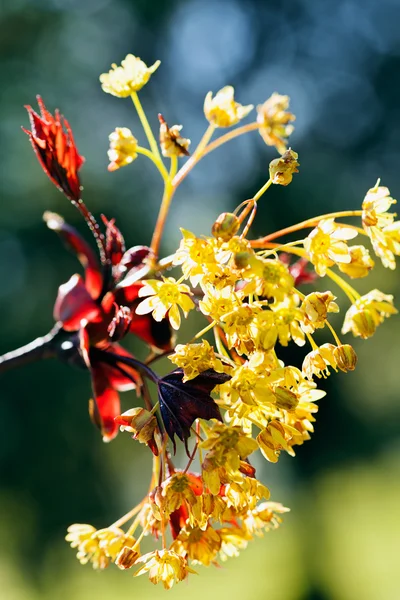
[269,148,300,186]
[361,183,399,269]
[168,340,225,382]
[304,218,358,276]
[172,525,221,566]
[136,277,195,330]
[302,343,338,379]
[338,245,375,278]
[107,127,138,171]
[243,502,290,536]
[301,291,339,332]
[204,86,253,128]
[342,289,397,338]
[158,114,190,157]
[256,92,295,154]
[100,54,160,97]
[65,524,135,569]
[23,96,84,202]
[362,183,396,229]
[173,229,219,286]
[135,549,194,589]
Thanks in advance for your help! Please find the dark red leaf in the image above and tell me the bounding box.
[157,369,231,453]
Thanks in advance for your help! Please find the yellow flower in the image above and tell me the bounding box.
[160,473,199,516]
[134,549,195,589]
[100,54,160,96]
[302,343,338,380]
[304,218,358,276]
[136,277,194,330]
[269,149,299,186]
[256,93,295,154]
[273,306,306,347]
[338,245,375,278]
[173,229,218,286]
[65,524,135,569]
[301,291,339,332]
[159,115,190,157]
[168,340,225,382]
[362,182,396,229]
[223,475,270,512]
[172,525,221,566]
[240,256,294,302]
[368,220,400,270]
[204,86,253,128]
[199,286,237,321]
[222,303,261,355]
[218,527,250,561]
[201,422,258,495]
[342,289,397,338]
[257,420,299,463]
[243,502,290,536]
[107,127,138,171]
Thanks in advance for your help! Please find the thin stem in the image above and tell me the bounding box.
[92,347,159,384]
[150,180,176,261]
[253,178,272,202]
[325,268,360,303]
[0,323,62,374]
[136,147,169,182]
[110,502,144,529]
[325,320,342,346]
[71,199,107,265]
[251,210,364,246]
[171,123,215,189]
[169,155,178,180]
[201,121,260,158]
[131,92,162,161]
[183,439,198,474]
[305,331,318,351]
[240,201,257,238]
[192,320,217,341]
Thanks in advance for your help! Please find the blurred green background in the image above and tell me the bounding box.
[1,0,400,598]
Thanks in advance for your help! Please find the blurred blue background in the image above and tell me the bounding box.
[1,0,400,598]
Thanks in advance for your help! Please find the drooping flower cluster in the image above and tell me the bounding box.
[1,52,398,590]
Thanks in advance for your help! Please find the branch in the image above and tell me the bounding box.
[0,323,63,374]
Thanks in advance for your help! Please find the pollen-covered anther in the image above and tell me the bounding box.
[115,545,141,569]
[269,149,299,186]
[158,114,190,157]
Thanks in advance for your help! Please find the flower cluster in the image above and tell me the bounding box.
[2,52,398,590]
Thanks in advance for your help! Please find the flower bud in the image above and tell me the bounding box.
[102,215,126,266]
[212,212,240,241]
[269,149,299,186]
[115,408,158,455]
[107,127,138,171]
[115,545,140,569]
[273,386,299,410]
[108,305,133,342]
[158,114,190,157]
[234,251,252,269]
[333,344,357,372]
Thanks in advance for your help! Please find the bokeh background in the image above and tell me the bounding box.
[1,0,400,598]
